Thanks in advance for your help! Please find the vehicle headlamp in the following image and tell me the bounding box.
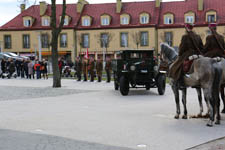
[130,65,136,71]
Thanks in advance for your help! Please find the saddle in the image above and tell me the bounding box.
[183,55,203,73]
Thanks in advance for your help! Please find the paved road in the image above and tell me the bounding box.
[0,78,225,150]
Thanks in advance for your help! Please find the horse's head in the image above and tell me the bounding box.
[160,42,178,65]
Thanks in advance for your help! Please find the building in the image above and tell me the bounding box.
[0,0,225,62]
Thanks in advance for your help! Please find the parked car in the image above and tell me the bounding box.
[112,50,166,96]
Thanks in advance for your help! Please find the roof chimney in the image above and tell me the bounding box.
[40,1,47,16]
[116,0,122,13]
[77,0,89,13]
[20,4,26,12]
[155,0,162,8]
[198,0,204,11]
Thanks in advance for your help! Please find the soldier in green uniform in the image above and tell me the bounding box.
[169,23,204,89]
[75,57,82,81]
[82,57,88,81]
[96,57,103,82]
[88,57,95,82]
[105,56,112,83]
[204,23,225,58]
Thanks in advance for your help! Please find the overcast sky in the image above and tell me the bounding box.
[0,0,183,26]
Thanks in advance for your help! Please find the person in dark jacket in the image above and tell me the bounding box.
[8,59,15,77]
[169,23,204,89]
[96,57,103,82]
[75,57,82,81]
[203,23,225,58]
[105,56,112,83]
[88,57,95,82]
[1,58,6,73]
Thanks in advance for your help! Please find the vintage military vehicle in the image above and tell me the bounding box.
[112,50,166,96]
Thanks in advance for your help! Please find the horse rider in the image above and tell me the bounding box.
[82,57,88,81]
[203,23,225,58]
[169,23,204,89]
[96,57,103,82]
[75,56,82,81]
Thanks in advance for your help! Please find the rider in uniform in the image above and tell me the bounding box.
[169,23,204,89]
[203,23,225,58]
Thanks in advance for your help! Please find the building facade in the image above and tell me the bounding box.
[0,0,225,62]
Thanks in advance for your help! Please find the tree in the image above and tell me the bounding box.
[95,32,114,52]
[50,0,66,88]
[131,31,141,49]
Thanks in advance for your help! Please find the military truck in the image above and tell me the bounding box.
[112,50,166,96]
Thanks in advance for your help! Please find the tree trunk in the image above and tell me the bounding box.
[50,0,66,88]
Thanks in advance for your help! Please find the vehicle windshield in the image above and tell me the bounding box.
[129,52,151,59]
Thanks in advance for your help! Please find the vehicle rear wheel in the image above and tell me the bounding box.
[157,74,166,95]
[120,76,129,96]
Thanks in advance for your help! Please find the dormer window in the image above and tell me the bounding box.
[101,17,109,25]
[164,13,174,24]
[42,16,50,26]
[121,17,129,25]
[120,14,130,25]
[60,15,71,26]
[23,16,34,27]
[185,16,194,23]
[140,13,150,24]
[206,10,217,23]
[82,16,91,26]
[184,11,195,24]
[24,19,31,27]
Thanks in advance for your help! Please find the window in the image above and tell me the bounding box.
[141,32,148,46]
[141,16,149,24]
[101,33,109,48]
[120,33,128,47]
[24,19,31,27]
[101,18,109,25]
[4,35,11,49]
[185,16,194,23]
[60,33,67,48]
[82,18,90,26]
[23,34,30,49]
[121,17,129,25]
[165,32,173,46]
[164,16,173,24]
[41,34,49,48]
[64,18,69,26]
[82,34,89,48]
[42,18,50,26]
[207,15,216,23]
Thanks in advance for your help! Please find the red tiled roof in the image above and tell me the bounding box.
[1,0,225,31]
[77,1,158,29]
[0,4,80,31]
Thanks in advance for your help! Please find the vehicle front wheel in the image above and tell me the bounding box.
[157,74,166,95]
[120,76,129,96]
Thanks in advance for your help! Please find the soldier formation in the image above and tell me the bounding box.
[74,56,112,83]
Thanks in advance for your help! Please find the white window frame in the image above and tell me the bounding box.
[42,18,50,26]
[141,16,149,24]
[185,16,194,23]
[82,18,90,26]
[141,32,148,46]
[121,33,128,47]
[121,17,129,25]
[101,17,109,26]
[207,14,216,23]
[164,16,173,24]
[64,18,69,26]
[60,34,67,48]
[24,19,31,27]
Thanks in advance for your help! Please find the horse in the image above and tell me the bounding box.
[160,43,222,127]
[217,59,225,113]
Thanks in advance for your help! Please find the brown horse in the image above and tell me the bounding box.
[160,43,222,127]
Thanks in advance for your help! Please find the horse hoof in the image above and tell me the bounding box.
[215,120,220,125]
[174,115,179,119]
[182,115,188,119]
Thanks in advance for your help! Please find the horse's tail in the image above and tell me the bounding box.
[212,63,222,108]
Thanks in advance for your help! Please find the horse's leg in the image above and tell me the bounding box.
[203,89,214,127]
[172,84,180,119]
[220,85,225,113]
[196,88,203,117]
[215,95,221,125]
[204,97,210,118]
[181,88,188,119]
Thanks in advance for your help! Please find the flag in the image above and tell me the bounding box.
[85,48,89,59]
